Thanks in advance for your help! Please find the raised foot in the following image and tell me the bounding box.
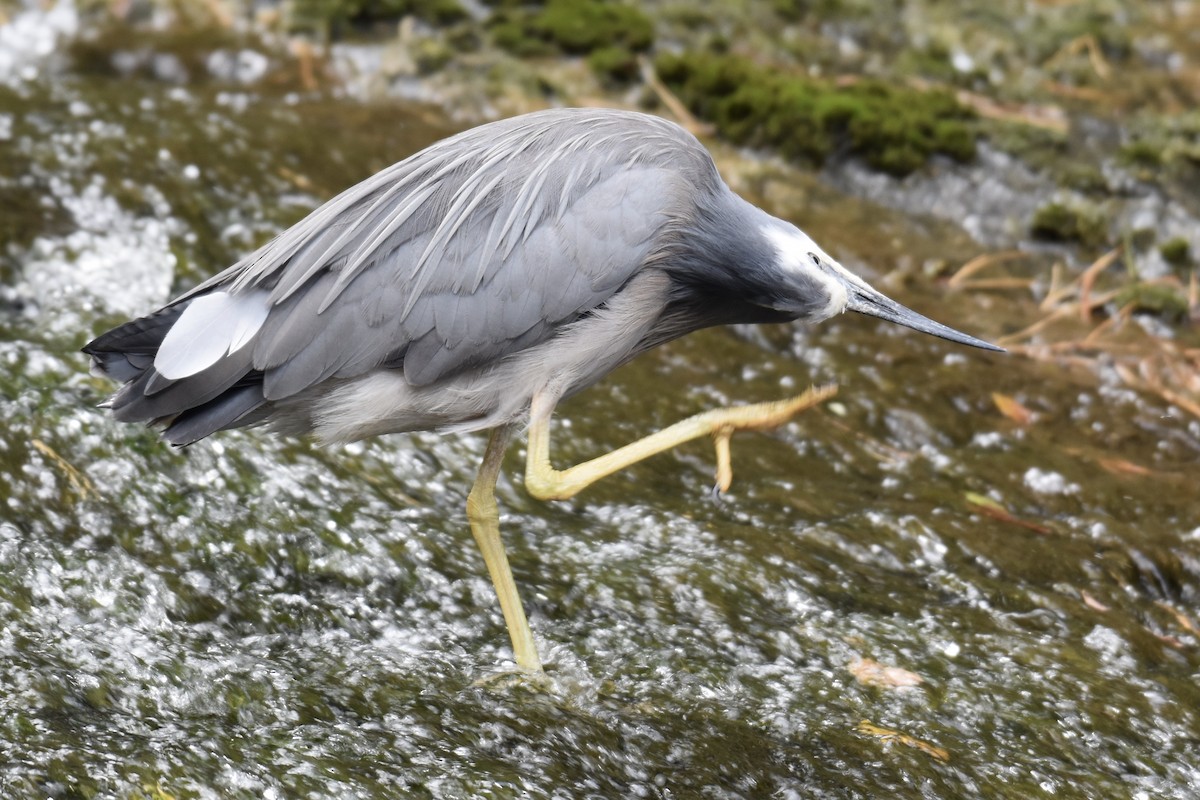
[526,384,838,501]
[710,384,838,493]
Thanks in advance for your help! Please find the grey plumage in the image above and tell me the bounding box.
[82,106,1007,675]
[84,107,998,447]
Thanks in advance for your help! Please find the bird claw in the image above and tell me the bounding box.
[712,426,734,497]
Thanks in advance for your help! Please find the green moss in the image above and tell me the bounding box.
[655,51,977,176]
[1119,139,1163,168]
[1058,162,1109,194]
[986,122,1068,172]
[1159,237,1191,267]
[293,0,468,28]
[1112,283,1190,321]
[1028,202,1077,242]
[773,0,866,22]
[1029,201,1108,246]
[1113,111,1200,188]
[660,5,716,31]
[490,15,558,57]
[490,0,653,59]
[537,0,652,54]
[588,45,639,85]
[1128,227,1156,252]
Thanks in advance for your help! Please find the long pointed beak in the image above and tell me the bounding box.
[846,284,1004,352]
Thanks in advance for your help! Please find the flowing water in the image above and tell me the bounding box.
[1,10,1199,800]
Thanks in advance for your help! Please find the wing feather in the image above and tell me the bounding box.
[175,109,714,401]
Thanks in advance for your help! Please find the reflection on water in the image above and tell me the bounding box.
[1,10,1198,800]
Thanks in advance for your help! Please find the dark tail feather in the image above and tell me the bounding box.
[85,306,184,383]
[110,350,256,423]
[84,304,268,444]
[162,384,267,446]
[88,351,151,382]
[83,305,186,362]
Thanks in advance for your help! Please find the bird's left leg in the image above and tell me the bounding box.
[524,384,837,501]
[467,424,542,672]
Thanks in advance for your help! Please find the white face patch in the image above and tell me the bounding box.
[760,224,852,321]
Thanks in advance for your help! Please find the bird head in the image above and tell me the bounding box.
[761,223,1002,352]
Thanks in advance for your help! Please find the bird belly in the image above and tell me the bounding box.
[294,269,674,444]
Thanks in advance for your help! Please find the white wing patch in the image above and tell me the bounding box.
[155,290,270,379]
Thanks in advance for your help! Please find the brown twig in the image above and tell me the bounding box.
[31,439,98,501]
[1077,246,1123,321]
[948,250,1029,289]
[1043,34,1112,80]
[639,56,714,138]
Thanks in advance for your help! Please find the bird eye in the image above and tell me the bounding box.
[808,253,821,267]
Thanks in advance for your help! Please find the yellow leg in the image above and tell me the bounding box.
[467,425,542,672]
[524,384,837,501]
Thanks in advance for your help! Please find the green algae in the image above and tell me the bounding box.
[488,0,653,84]
[1029,200,1108,247]
[586,44,640,86]
[1113,282,1191,322]
[1159,237,1191,268]
[655,51,976,176]
[290,0,469,31]
[1123,112,1200,185]
[1119,138,1164,169]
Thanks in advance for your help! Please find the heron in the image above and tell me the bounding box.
[83,107,1000,673]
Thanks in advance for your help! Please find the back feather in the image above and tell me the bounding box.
[83,108,720,444]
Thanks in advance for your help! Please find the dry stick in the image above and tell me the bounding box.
[1080,314,1120,347]
[953,89,1069,133]
[200,0,235,28]
[1115,361,1200,420]
[947,250,1021,286]
[31,439,98,500]
[1161,348,1200,395]
[292,38,319,91]
[953,278,1036,291]
[1040,263,1076,311]
[1159,386,1200,420]
[639,56,714,138]
[904,77,1068,133]
[996,305,1077,347]
[1043,34,1112,80]
[1078,247,1123,321]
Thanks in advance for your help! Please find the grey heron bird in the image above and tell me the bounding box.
[84,107,1000,673]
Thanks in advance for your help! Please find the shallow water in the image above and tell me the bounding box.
[2,12,1200,800]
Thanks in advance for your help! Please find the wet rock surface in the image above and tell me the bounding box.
[0,2,1198,798]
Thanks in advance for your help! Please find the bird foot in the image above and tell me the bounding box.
[472,663,553,693]
[526,384,837,502]
[706,384,837,494]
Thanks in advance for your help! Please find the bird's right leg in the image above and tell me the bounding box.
[467,424,542,672]
[524,384,837,501]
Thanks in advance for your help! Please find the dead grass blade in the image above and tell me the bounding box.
[946,249,1031,290]
[855,720,950,763]
[992,393,1035,425]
